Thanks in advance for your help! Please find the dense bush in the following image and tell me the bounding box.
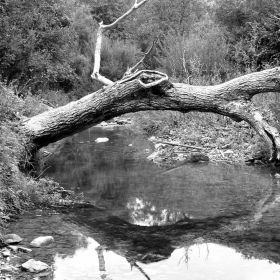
[157,16,232,83]
[0,0,78,93]
[214,0,280,71]
[253,15,280,69]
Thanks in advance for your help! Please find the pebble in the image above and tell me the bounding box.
[30,236,54,248]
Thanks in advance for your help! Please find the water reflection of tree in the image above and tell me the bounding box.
[96,245,152,280]
[67,185,280,275]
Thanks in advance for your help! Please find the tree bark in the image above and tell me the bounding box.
[21,68,280,162]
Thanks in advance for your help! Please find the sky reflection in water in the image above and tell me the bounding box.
[53,238,280,280]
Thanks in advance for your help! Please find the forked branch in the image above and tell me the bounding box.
[91,0,150,86]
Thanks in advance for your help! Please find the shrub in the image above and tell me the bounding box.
[101,37,141,81]
[157,16,234,83]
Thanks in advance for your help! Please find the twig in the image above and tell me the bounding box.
[154,140,205,150]
[35,166,50,179]
[125,34,162,76]
[133,262,151,280]
[91,0,150,86]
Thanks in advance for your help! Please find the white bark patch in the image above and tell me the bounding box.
[254,111,263,122]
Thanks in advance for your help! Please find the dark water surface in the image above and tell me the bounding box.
[10,126,280,279]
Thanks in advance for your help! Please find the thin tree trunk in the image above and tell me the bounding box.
[21,68,280,162]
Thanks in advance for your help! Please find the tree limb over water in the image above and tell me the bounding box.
[21,67,280,162]
[18,0,280,163]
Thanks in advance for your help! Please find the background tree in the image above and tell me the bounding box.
[0,0,77,93]
[214,0,280,71]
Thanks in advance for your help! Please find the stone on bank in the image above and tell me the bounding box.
[30,236,54,247]
[21,259,49,273]
[2,233,22,244]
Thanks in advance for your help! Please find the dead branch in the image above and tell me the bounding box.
[91,0,150,86]
[153,140,205,150]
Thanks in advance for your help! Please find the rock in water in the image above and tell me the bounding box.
[30,236,54,247]
[2,234,22,244]
[99,121,108,127]
[95,137,109,143]
[21,259,49,273]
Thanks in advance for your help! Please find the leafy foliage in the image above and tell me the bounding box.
[157,16,231,83]
[101,37,140,81]
[0,0,78,93]
[253,15,280,69]
[214,0,280,70]
[0,0,280,95]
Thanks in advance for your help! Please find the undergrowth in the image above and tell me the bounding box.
[131,70,275,164]
[0,83,79,232]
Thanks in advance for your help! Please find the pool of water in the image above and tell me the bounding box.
[9,126,280,279]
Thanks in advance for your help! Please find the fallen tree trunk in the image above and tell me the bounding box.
[21,68,280,162]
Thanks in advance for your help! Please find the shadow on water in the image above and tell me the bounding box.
[12,126,280,279]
